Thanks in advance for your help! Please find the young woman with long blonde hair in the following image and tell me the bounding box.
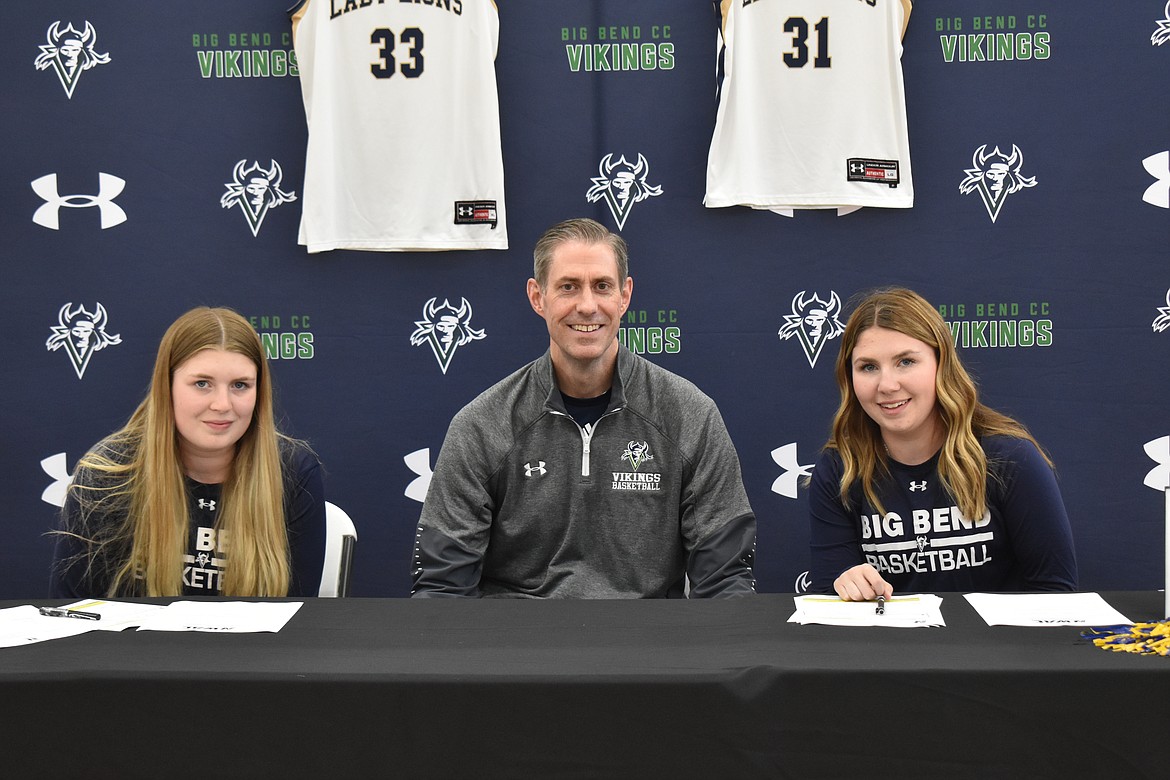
[51,307,325,597]
[809,288,1076,600]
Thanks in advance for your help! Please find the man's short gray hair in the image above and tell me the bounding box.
[532,217,628,288]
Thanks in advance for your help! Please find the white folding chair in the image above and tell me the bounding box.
[319,501,357,598]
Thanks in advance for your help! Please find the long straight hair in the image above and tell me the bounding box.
[826,288,1048,522]
[66,307,290,596]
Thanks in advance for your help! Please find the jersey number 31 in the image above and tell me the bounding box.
[783,17,830,69]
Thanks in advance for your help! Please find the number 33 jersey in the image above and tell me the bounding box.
[705,0,913,212]
[290,0,507,252]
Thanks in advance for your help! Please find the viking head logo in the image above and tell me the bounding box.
[46,302,122,379]
[34,21,110,98]
[409,297,486,374]
[1153,289,1170,333]
[220,160,297,236]
[621,441,654,471]
[778,291,845,368]
[1154,2,1170,45]
[959,144,1037,222]
[585,153,663,230]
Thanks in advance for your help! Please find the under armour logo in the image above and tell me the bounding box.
[31,172,127,229]
[404,448,433,503]
[909,481,928,492]
[849,161,866,175]
[770,443,814,499]
[524,461,547,477]
[197,499,217,511]
[1142,151,1170,208]
[1144,436,1170,490]
[453,201,498,228]
[40,452,74,507]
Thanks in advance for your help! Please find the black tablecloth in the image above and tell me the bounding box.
[2,593,1166,779]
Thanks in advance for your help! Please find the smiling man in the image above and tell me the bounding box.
[412,218,756,598]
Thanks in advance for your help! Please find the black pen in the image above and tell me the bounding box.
[875,596,886,616]
[38,606,101,621]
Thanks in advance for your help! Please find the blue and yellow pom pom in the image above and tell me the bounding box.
[1082,621,1170,656]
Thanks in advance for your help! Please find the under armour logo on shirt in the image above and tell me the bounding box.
[197,499,217,511]
[524,461,547,477]
[909,481,927,492]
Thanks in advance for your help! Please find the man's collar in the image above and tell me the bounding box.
[540,344,629,414]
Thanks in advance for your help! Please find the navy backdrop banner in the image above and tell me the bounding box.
[3,1,1168,597]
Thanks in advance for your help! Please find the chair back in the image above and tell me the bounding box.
[319,501,357,597]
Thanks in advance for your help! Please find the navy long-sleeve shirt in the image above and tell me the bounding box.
[809,435,1077,594]
[50,441,325,598]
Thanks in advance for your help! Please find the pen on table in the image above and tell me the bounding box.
[875,596,886,616]
[38,606,101,621]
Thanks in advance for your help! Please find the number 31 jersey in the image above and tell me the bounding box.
[705,0,914,212]
[290,0,507,252]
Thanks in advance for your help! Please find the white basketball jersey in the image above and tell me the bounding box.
[705,0,914,212]
[291,0,507,252]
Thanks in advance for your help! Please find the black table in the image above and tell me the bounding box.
[2,593,1166,779]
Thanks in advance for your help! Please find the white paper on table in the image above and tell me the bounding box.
[964,592,1132,627]
[135,601,303,633]
[60,599,168,631]
[789,594,945,627]
[0,605,98,647]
